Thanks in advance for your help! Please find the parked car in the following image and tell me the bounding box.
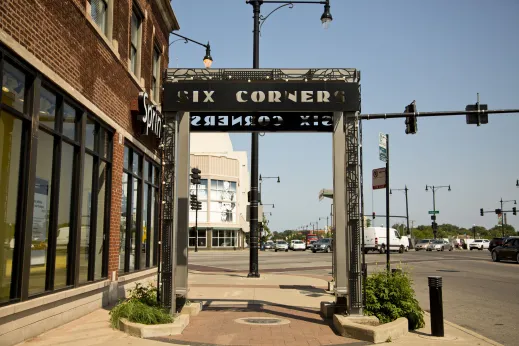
[289,239,306,251]
[308,240,317,249]
[312,238,333,253]
[489,237,508,252]
[415,239,433,251]
[469,239,490,250]
[426,239,453,251]
[264,240,274,249]
[363,227,407,253]
[274,240,289,252]
[491,238,519,263]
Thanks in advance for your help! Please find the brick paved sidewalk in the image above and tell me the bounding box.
[153,304,368,346]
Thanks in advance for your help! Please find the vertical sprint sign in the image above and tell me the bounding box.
[379,133,387,162]
[372,168,387,190]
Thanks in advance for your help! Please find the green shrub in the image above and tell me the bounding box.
[109,283,173,328]
[364,268,424,330]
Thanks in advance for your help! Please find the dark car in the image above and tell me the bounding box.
[312,238,333,253]
[489,237,508,252]
[491,238,519,263]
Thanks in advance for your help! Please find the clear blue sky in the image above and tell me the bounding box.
[170,0,519,233]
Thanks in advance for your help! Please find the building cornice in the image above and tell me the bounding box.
[156,0,180,32]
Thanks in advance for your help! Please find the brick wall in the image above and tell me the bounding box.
[0,0,170,149]
[0,0,173,277]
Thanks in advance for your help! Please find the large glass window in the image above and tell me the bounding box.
[189,230,206,248]
[210,180,237,223]
[0,111,23,303]
[212,230,237,247]
[0,53,112,303]
[120,145,159,273]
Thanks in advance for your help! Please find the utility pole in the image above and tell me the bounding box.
[385,134,390,272]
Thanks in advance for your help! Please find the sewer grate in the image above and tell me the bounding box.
[437,269,460,273]
[234,317,290,326]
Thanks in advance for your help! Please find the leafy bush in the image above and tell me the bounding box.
[109,283,173,328]
[364,268,424,330]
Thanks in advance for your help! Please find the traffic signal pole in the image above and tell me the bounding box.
[385,134,390,272]
[195,183,199,252]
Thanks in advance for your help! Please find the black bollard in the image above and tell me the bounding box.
[428,276,444,337]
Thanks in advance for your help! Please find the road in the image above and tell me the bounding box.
[188,249,519,345]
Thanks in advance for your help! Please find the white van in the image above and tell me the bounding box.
[363,227,407,254]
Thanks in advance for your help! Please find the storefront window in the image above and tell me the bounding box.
[0,111,23,303]
[39,87,56,129]
[212,230,236,247]
[0,53,113,302]
[210,180,237,223]
[120,145,159,273]
[1,61,25,113]
[189,230,206,247]
[28,131,54,295]
[79,154,93,283]
[55,143,74,289]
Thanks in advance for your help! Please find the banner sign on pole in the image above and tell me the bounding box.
[372,168,386,190]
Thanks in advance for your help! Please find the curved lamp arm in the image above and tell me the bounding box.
[259,3,294,34]
[169,37,188,46]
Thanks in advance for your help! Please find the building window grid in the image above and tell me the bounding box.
[120,144,159,274]
[0,49,114,304]
[212,230,237,247]
[210,180,237,224]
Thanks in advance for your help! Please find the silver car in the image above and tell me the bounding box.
[274,240,289,252]
[426,239,453,251]
[415,239,433,251]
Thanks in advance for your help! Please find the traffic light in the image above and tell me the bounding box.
[480,208,484,216]
[465,103,488,126]
[191,168,201,185]
[513,207,517,216]
[404,101,418,134]
[495,209,502,215]
[372,212,375,219]
[190,194,198,210]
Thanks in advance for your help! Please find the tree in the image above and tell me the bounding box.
[366,219,371,227]
[260,216,272,243]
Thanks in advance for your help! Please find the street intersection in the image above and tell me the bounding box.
[189,249,518,345]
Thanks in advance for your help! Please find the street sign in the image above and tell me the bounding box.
[372,168,386,190]
[428,211,439,215]
[379,133,387,162]
[498,213,503,225]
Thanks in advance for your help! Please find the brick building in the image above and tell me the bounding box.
[0,1,178,344]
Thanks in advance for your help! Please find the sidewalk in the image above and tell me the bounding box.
[16,271,503,346]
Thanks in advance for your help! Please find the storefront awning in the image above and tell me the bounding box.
[191,227,242,231]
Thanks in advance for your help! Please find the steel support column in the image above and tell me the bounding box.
[332,112,347,312]
[345,113,362,315]
[175,112,190,300]
[160,112,177,313]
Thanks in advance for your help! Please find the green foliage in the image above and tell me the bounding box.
[109,283,172,328]
[364,268,424,330]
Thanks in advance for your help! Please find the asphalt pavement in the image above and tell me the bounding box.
[188,248,519,346]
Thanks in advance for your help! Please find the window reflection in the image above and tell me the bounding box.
[39,87,56,129]
[62,103,76,140]
[85,118,95,151]
[1,62,25,113]
[119,173,128,273]
[129,177,138,271]
[0,111,23,303]
[79,154,94,283]
[29,131,54,295]
[54,143,74,289]
[95,161,107,280]
[141,186,148,269]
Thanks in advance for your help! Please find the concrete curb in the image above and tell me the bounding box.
[118,315,190,338]
[424,312,504,346]
[333,314,408,344]
[180,301,203,316]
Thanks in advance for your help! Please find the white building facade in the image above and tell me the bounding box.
[189,133,250,249]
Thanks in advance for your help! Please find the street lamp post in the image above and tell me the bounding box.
[425,185,451,239]
[499,198,517,237]
[319,216,329,233]
[259,175,280,204]
[390,186,410,238]
[170,33,213,68]
[245,0,333,279]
